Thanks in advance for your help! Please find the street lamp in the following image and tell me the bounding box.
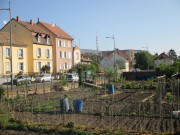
[106,35,116,70]
[0,1,13,91]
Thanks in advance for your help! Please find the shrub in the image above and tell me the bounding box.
[0,103,10,129]
[0,85,5,102]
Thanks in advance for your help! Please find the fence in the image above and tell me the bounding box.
[1,74,180,133]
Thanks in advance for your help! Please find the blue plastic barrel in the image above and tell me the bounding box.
[60,98,69,112]
[73,100,83,113]
[108,85,114,94]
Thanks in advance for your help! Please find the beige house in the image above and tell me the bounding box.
[0,32,28,76]
[37,19,73,73]
[73,45,81,66]
[154,53,174,68]
[1,16,53,74]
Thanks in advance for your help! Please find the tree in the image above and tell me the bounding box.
[134,51,155,70]
[168,49,177,61]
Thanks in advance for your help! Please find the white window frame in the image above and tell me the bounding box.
[58,40,62,47]
[46,49,50,58]
[62,51,64,58]
[38,36,41,43]
[69,62,71,69]
[59,51,62,58]
[5,48,10,57]
[64,52,67,58]
[64,41,66,47]
[46,37,50,44]
[68,52,71,59]
[18,49,23,58]
[6,62,10,72]
[18,62,24,71]
[37,62,42,70]
[59,62,62,69]
[64,63,68,69]
[37,48,41,57]
[46,62,51,68]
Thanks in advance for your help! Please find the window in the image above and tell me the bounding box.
[58,40,62,47]
[76,52,79,60]
[64,41,66,47]
[64,52,67,58]
[18,49,23,57]
[38,36,41,43]
[46,49,50,58]
[5,48,10,57]
[69,52,71,59]
[37,48,41,57]
[59,62,62,69]
[6,62,10,72]
[62,51,64,58]
[46,37,50,44]
[69,62,71,69]
[18,62,24,71]
[46,62,51,68]
[37,62,42,70]
[59,51,62,58]
[64,63,68,69]
[68,41,71,48]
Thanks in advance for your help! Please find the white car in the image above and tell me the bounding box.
[67,73,79,82]
[35,74,51,82]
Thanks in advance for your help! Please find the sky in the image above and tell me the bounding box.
[0,0,180,56]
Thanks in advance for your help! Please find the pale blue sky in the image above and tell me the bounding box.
[1,0,180,55]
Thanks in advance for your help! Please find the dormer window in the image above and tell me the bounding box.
[46,37,50,44]
[37,34,41,43]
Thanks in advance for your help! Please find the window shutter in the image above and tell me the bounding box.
[37,62,38,70]
[23,63,25,72]
[37,48,38,56]
[62,51,64,58]
[22,49,24,57]
[67,63,68,69]
[41,48,42,56]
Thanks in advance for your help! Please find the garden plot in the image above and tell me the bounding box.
[9,88,180,134]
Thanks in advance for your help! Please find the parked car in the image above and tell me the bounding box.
[13,75,31,85]
[67,73,79,82]
[35,74,51,82]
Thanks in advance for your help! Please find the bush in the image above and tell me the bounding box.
[0,103,10,129]
[0,85,5,102]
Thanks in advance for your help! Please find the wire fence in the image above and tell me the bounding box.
[1,74,180,133]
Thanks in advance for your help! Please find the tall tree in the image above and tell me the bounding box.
[135,51,155,70]
[168,49,177,61]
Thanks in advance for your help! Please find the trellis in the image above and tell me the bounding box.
[157,75,166,118]
[171,74,180,111]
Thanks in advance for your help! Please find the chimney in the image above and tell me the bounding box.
[17,16,20,22]
[38,18,40,22]
[30,19,33,25]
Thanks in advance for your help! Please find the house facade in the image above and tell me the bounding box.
[37,19,73,73]
[154,53,174,68]
[1,16,53,74]
[0,32,28,76]
[100,49,129,72]
[73,45,81,66]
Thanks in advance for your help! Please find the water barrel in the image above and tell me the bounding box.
[108,85,114,94]
[73,100,83,113]
[60,98,69,112]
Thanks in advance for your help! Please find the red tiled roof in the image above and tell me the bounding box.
[15,19,50,34]
[155,53,172,60]
[37,22,73,40]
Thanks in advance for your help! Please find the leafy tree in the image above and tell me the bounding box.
[134,51,155,70]
[168,49,177,61]
[156,61,180,78]
[104,68,118,84]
